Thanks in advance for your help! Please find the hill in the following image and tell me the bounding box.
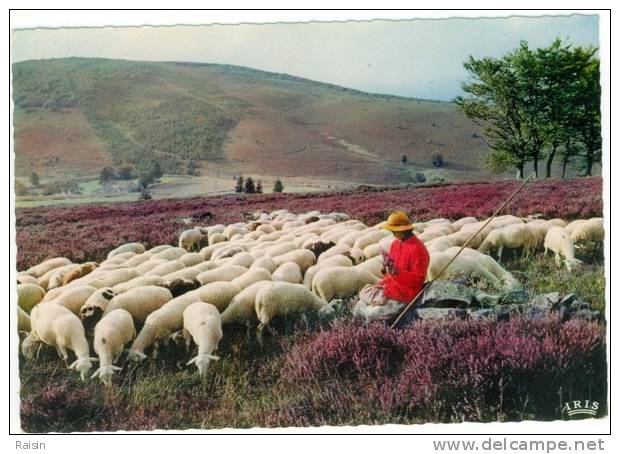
[12,57,489,185]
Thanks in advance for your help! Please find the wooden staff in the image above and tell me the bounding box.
[389,172,536,329]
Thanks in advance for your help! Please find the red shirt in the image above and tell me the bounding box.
[379,234,430,303]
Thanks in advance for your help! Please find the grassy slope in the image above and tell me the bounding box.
[13,58,489,184]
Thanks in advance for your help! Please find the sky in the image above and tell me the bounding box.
[11,14,599,101]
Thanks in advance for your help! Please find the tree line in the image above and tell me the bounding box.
[455,38,601,178]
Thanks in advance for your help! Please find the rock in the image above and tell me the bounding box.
[470,308,497,320]
[415,308,470,321]
[524,304,551,320]
[498,290,529,305]
[419,281,478,308]
[556,293,577,309]
[572,309,603,322]
[529,292,561,308]
[570,300,590,312]
[496,304,520,322]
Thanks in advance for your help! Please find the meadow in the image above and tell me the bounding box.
[16,178,607,432]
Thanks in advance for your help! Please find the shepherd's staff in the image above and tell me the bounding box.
[389,172,536,329]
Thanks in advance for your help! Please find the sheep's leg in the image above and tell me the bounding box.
[152,341,160,359]
[554,253,561,268]
[245,321,252,342]
[182,329,192,352]
[497,246,503,263]
[256,323,265,345]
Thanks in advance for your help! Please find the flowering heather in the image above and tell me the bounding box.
[15,178,602,270]
[272,317,606,425]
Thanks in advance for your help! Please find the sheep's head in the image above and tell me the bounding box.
[308,241,335,259]
[127,349,147,362]
[80,288,115,320]
[69,357,97,381]
[91,365,122,386]
[187,354,219,376]
[163,278,201,297]
[21,334,39,361]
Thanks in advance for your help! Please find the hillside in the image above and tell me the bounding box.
[12,57,489,185]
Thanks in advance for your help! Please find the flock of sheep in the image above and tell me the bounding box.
[16,209,604,385]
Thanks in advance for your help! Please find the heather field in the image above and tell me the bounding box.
[16,178,607,432]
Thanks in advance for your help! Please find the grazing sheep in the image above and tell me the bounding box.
[38,263,80,290]
[17,273,39,285]
[17,283,46,313]
[570,218,604,249]
[208,232,227,245]
[478,223,536,260]
[178,252,204,267]
[26,257,72,278]
[61,262,98,286]
[128,282,239,361]
[197,265,248,285]
[91,309,136,385]
[147,245,173,254]
[18,306,31,333]
[112,275,165,294]
[134,259,168,274]
[46,264,82,290]
[145,260,186,277]
[272,262,303,284]
[263,242,298,258]
[363,243,382,260]
[354,256,384,279]
[108,243,146,259]
[427,252,501,288]
[79,288,117,321]
[200,242,231,260]
[106,251,138,264]
[26,303,96,380]
[161,262,217,282]
[231,268,272,290]
[182,303,223,376]
[316,244,364,265]
[103,286,173,322]
[255,282,332,340]
[451,216,478,231]
[272,249,316,273]
[217,252,254,268]
[565,219,587,235]
[303,255,354,289]
[151,247,187,261]
[352,229,391,252]
[212,245,248,261]
[86,267,141,288]
[418,225,455,242]
[443,247,519,290]
[312,266,379,302]
[544,227,582,271]
[161,277,202,297]
[220,281,271,326]
[179,228,206,252]
[122,254,153,268]
[48,285,98,315]
[249,256,278,274]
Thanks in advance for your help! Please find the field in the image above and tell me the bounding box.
[16,178,607,432]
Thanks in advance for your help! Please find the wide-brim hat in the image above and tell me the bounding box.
[379,211,414,232]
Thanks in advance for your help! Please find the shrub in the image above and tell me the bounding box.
[414,172,426,183]
[29,172,40,187]
[235,176,244,193]
[15,181,28,196]
[273,179,284,193]
[116,164,134,180]
[431,153,444,168]
[400,154,408,164]
[244,177,256,194]
[99,166,115,184]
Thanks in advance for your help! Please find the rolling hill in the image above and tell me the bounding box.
[12,57,490,185]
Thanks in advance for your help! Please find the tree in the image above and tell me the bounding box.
[244,177,256,194]
[573,57,602,176]
[400,154,408,165]
[116,164,134,180]
[151,161,163,179]
[273,179,284,193]
[256,180,263,194]
[30,172,40,187]
[99,166,115,184]
[139,187,152,200]
[186,160,200,177]
[15,181,28,196]
[235,175,244,193]
[431,153,444,168]
[138,172,154,190]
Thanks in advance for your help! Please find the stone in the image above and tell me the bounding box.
[470,308,497,320]
[524,304,551,320]
[529,292,561,308]
[498,290,529,305]
[557,293,577,309]
[419,281,478,308]
[573,309,603,322]
[415,308,470,320]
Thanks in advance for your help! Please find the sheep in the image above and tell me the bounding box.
[212,245,248,261]
[255,282,332,340]
[303,255,354,289]
[427,252,502,288]
[26,257,72,278]
[223,225,248,240]
[48,285,98,315]
[200,242,232,260]
[151,247,187,261]
[161,262,217,282]
[249,256,278,273]
[179,228,206,252]
[352,230,391,251]
[17,283,46,313]
[305,240,336,259]
[337,230,365,247]
[231,268,272,290]
[105,251,138,264]
[197,265,248,285]
[544,227,582,271]
[61,262,98,286]
[45,264,82,290]
[18,306,31,333]
[363,243,381,260]
[122,254,153,268]
[26,303,96,380]
[103,286,173,323]
[208,232,227,245]
[147,244,173,254]
[272,262,303,284]
[477,223,536,260]
[256,224,276,235]
[108,242,146,259]
[316,244,364,265]
[272,249,316,273]
[182,303,223,376]
[112,275,165,294]
[451,216,478,231]
[565,219,587,235]
[134,259,167,274]
[216,252,254,268]
[128,282,239,361]
[443,247,519,290]
[145,260,186,277]
[312,266,379,302]
[38,263,80,289]
[418,225,455,242]
[91,309,136,385]
[161,278,202,297]
[86,267,141,288]
[178,252,204,267]
[263,242,298,258]
[17,273,39,285]
[79,288,117,321]
[570,218,604,249]
[353,256,384,279]
[220,281,272,326]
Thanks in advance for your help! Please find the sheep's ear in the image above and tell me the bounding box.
[187,357,197,365]
[207,354,220,361]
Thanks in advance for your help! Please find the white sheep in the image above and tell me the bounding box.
[249,256,278,273]
[197,265,248,285]
[231,268,272,290]
[26,257,72,278]
[79,288,117,320]
[122,254,153,268]
[17,283,46,313]
[316,244,364,265]
[147,244,173,254]
[443,247,519,290]
[565,219,587,235]
[451,216,478,231]
[18,306,31,333]
[25,303,97,380]
[103,285,173,323]
[427,252,502,288]
[45,264,83,290]
[353,256,384,279]
[211,244,248,261]
[151,247,187,261]
[477,223,536,260]
[91,309,136,385]
[178,252,204,267]
[134,259,168,274]
[182,303,223,376]
[570,218,604,250]
[179,228,206,252]
[38,263,79,290]
[216,252,254,268]
[128,282,239,361]
[161,262,217,282]
[312,266,379,302]
[272,262,303,284]
[220,281,271,326]
[353,229,391,251]
[145,260,186,277]
[200,242,232,260]
[272,249,316,272]
[112,275,165,294]
[544,227,582,271]
[108,242,146,259]
[17,273,39,285]
[48,285,98,314]
[85,267,141,288]
[255,282,331,340]
[303,255,354,289]
[60,262,98,286]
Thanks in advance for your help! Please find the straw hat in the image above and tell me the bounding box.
[379,211,414,232]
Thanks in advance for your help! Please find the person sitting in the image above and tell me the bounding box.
[353,211,430,322]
